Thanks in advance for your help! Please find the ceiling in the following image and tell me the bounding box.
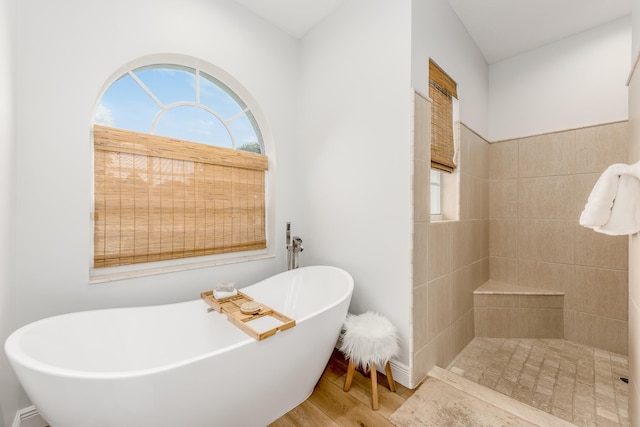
[232,0,632,64]
[232,0,348,39]
[448,0,632,64]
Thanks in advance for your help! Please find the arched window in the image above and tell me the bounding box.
[95,64,263,153]
[92,61,269,274]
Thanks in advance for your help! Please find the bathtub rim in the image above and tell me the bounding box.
[5,265,354,380]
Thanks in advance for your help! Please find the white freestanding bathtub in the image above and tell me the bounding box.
[5,265,354,427]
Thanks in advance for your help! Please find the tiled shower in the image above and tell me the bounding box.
[411,90,629,385]
[412,92,491,386]
[490,122,629,355]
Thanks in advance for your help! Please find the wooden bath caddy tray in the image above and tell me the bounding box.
[200,291,296,340]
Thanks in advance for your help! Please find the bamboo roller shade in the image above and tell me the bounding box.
[93,125,268,268]
[429,59,457,173]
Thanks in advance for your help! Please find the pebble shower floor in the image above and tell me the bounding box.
[448,337,629,427]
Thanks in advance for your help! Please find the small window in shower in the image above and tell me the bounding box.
[431,169,442,220]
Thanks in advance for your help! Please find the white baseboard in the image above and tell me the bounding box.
[388,358,411,389]
[12,406,47,427]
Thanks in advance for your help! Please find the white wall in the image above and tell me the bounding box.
[297,0,414,365]
[14,0,298,329]
[411,0,490,140]
[628,1,640,424]
[634,0,640,64]
[0,1,18,425]
[490,16,631,142]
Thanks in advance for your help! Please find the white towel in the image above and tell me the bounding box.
[213,282,237,299]
[213,289,238,299]
[580,161,640,235]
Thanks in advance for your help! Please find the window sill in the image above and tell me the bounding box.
[89,252,274,285]
[430,216,458,224]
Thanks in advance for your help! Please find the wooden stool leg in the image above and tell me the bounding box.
[343,358,355,392]
[385,361,396,392]
[370,362,379,410]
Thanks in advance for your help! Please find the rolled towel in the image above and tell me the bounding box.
[213,282,237,299]
[580,161,640,235]
[579,163,623,229]
[596,174,640,235]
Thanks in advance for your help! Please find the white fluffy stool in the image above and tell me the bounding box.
[339,311,399,410]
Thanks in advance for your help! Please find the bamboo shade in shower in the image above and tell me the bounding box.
[93,124,268,268]
[429,59,458,173]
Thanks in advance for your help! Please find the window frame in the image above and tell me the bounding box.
[89,54,275,284]
[430,168,443,221]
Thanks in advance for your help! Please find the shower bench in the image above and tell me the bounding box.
[474,280,564,339]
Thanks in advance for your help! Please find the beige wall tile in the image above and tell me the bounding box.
[427,275,452,342]
[413,157,430,222]
[518,131,575,177]
[490,139,518,179]
[518,295,564,308]
[470,257,490,291]
[518,308,563,338]
[476,305,562,338]
[411,342,435,386]
[451,220,474,270]
[428,221,450,281]
[490,179,518,218]
[575,122,628,174]
[413,221,429,287]
[411,93,431,374]
[460,124,489,179]
[490,218,518,258]
[474,294,518,307]
[573,266,628,321]
[518,219,575,264]
[458,173,470,220]
[434,328,455,368]
[518,175,576,220]
[474,294,564,338]
[518,259,574,295]
[475,307,519,337]
[468,176,489,220]
[451,266,474,320]
[574,224,628,271]
[490,256,518,283]
[451,310,475,357]
[563,309,577,342]
[413,283,429,350]
[471,219,490,263]
[571,311,628,355]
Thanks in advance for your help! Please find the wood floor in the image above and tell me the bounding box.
[268,349,416,427]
